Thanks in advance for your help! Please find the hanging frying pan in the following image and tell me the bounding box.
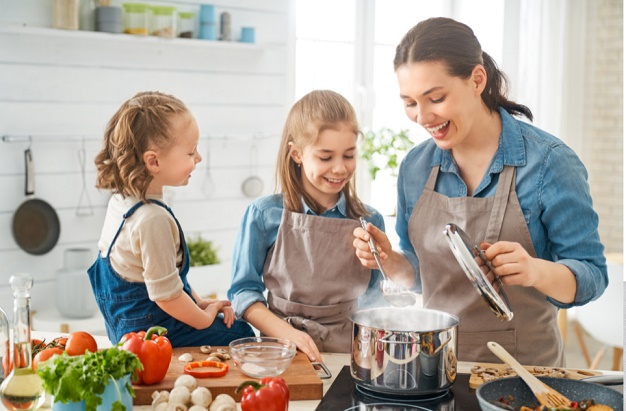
[12,148,61,255]
[241,143,264,198]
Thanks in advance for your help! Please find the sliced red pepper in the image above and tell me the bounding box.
[184,360,229,378]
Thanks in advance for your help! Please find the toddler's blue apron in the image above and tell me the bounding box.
[87,200,254,346]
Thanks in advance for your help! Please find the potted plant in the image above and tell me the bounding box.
[187,235,220,267]
[360,128,415,180]
[36,347,142,411]
[360,128,416,216]
[186,235,227,298]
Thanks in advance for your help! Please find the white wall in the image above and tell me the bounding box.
[0,0,293,320]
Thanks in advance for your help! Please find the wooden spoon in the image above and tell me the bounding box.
[487,341,572,408]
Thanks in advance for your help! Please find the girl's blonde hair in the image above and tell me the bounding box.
[95,91,189,202]
[276,90,368,218]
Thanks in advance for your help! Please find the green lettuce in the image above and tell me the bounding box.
[36,347,143,411]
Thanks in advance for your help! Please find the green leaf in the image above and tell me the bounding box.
[360,128,415,180]
[187,236,220,266]
[37,347,143,411]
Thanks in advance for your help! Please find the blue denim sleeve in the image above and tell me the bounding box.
[228,202,274,318]
[539,145,607,308]
[395,161,421,292]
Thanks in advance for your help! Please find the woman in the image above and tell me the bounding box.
[353,17,607,366]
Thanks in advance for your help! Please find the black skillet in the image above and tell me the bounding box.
[12,148,61,255]
[477,376,623,411]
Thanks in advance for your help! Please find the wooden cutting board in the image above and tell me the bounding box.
[132,346,323,405]
[469,362,602,389]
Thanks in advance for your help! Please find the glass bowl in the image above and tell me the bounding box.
[229,336,297,378]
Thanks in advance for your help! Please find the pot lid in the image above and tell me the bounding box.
[443,223,514,321]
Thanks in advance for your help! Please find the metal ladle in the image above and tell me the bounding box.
[359,217,416,307]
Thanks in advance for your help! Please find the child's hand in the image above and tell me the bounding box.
[352,222,390,269]
[202,300,235,328]
[285,328,322,362]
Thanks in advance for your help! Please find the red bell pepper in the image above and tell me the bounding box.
[235,377,290,411]
[119,325,172,385]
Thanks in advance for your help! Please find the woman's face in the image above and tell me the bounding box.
[396,60,484,150]
[291,122,357,210]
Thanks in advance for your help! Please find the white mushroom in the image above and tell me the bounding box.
[168,385,191,405]
[209,352,231,361]
[190,386,212,408]
[188,406,207,411]
[178,353,194,362]
[212,394,236,405]
[200,345,212,353]
[174,374,198,392]
[208,394,237,411]
[151,391,170,409]
[154,403,168,411]
[165,403,188,411]
[208,404,236,411]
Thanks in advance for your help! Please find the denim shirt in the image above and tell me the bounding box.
[396,108,607,308]
[228,192,385,318]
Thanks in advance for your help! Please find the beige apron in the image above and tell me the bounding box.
[409,165,565,366]
[263,208,371,353]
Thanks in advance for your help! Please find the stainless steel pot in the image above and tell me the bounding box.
[351,307,459,396]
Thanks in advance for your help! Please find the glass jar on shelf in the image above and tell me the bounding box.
[122,2,149,35]
[151,5,176,37]
[177,11,195,38]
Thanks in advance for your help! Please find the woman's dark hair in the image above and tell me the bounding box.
[394,17,533,121]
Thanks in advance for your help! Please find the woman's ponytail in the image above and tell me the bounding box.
[481,52,533,121]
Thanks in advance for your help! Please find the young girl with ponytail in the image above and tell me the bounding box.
[353,17,606,367]
[89,91,254,346]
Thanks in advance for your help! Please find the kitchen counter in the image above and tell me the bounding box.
[4,331,622,411]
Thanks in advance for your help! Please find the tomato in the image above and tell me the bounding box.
[33,347,64,369]
[52,337,68,349]
[65,331,98,356]
[31,339,44,347]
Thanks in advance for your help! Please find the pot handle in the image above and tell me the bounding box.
[24,148,35,196]
[581,374,624,386]
[378,331,421,344]
[311,362,332,379]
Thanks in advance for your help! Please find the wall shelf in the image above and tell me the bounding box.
[2,133,277,143]
[0,24,263,50]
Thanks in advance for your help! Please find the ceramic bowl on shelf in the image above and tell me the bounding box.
[229,336,296,378]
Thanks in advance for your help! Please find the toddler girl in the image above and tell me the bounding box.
[89,91,254,346]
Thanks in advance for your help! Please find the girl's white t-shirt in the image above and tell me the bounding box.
[96,194,184,302]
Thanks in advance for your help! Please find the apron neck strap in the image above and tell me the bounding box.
[423,165,440,192]
[484,166,516,243]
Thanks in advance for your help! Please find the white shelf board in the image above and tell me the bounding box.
[0,24,263,50]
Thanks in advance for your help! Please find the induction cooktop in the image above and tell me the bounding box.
[315,366,483,411]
